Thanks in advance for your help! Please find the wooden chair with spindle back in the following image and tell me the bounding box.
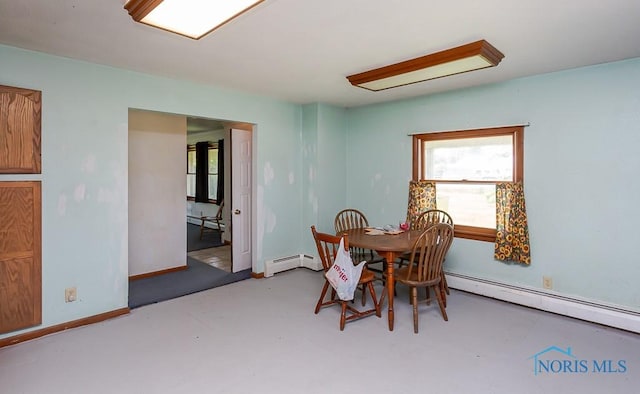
[398,209,454,303]
[334,209,386,305]
[311,226,380,330]
[393,223,454,333]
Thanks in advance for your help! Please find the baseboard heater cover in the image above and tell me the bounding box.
[445,272,640,334]
[264,254,322,277]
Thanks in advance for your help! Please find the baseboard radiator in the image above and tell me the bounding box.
[446,272,640,334]
[264,254,322,277]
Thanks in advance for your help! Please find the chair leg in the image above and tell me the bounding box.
[361,284,367,306]
[440,281,447,308]
[340,301,347,331]
[315,281,330,314]
[434,285,448,321]
[199,219,206,240]
[425,286,431,305]
[439,270,448,308]
[411,287,419,334]
[442,269,450,295]
[367,282,381,317]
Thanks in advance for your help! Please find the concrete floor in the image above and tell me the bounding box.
[1,268,638,394]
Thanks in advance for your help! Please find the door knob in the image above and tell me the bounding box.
[234,209,241,215]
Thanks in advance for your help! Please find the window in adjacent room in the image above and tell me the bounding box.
[187,143,219,202]
[412,126,524,241]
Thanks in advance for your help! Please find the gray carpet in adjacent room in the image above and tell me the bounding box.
[128,223,250,309]
[128,258,251,309]
[187,223,224,251]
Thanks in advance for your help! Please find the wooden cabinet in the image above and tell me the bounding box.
[0,84,42,334]
[0,84,41,174]
[0,181,41,333]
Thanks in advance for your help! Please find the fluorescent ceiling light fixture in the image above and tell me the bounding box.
[125,0,265,40]
[347,40,505,91]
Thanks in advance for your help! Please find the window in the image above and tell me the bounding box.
[412,126,524,241]
[187,143,219,202]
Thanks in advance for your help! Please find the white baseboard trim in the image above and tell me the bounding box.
[187,216,202,226]
[446,272,640,334]
[264,254,322,277]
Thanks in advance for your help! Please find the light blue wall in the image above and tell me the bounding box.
[301,104,348,255]
[301,104,320,253]
[0,44,302,338]
[318,104,348,232]
[345,57,640,311]
[2,41,638,339]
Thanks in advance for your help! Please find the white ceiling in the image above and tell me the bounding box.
[1,0,639,108]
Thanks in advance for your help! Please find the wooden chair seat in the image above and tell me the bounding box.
[358,267,376,284]
[396,266,434,284]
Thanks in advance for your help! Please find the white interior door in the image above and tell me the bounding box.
[231,128,252,272]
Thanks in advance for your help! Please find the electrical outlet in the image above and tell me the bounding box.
[65,287,77,303]
[542,276,553,290]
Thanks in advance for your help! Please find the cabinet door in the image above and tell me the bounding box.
[0,85,42,174]
[0,181,42,333]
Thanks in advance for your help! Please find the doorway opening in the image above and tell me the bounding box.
[127,109,253,308]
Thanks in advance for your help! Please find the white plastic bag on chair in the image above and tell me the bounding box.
[325,237,366,301]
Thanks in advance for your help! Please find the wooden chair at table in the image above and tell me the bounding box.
[334,208,386,305]
[200,200,224,240]
[311,226,381,331]
[398,209,454,303]
[392,223,454,333]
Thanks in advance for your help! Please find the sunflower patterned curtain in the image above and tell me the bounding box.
[494,181,531,264]
[406,180,437,229]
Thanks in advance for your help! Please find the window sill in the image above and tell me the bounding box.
[454,225,496,243]
[186,196,219,204]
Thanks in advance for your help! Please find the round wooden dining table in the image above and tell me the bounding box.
[340,228,423,331]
